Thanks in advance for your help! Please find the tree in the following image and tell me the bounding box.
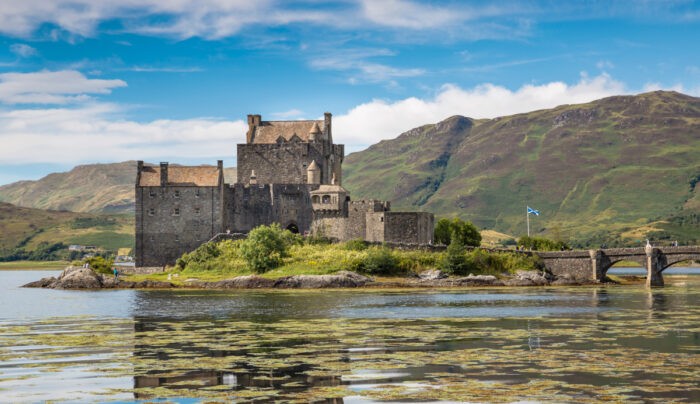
[518,235,569,251]
[240,223,289,272]
[439,231,469,275]
[434,218,482,247]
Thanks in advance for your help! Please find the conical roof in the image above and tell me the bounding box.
[307,160,319,170]
[309,122,322,134]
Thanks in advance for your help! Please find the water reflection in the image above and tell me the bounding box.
[1,270,699,402]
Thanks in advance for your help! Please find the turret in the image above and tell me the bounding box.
[307,160,320,184]
[308,122,321,142]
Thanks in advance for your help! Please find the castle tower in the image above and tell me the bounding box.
[307,160,320,185]
[308,122,321,142]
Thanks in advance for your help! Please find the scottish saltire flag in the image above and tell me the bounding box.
[527,206,540,216]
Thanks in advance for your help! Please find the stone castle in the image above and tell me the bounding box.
[135,113,434,267]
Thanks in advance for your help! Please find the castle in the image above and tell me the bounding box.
[135,113,434,267]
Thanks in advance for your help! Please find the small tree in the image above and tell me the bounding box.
[240,224,289,273]
[434,218,482,247]
[439,231,469,275]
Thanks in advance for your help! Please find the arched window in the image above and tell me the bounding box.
[322,195,331,204]
[312,195,320,204]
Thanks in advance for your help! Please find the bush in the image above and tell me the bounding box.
[518,235,569,251]
[86,256,113,274]
[359,246,399,275]
[176,242,222,269]
[434,218,482,247]
[240,224,290,273]
[439,232,471,275]
[344,238,368,251]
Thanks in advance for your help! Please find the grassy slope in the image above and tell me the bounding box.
[0,202,134,252]
[0,162,238,214]
[344,91,700,244]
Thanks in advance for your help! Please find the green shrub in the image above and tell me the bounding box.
[359,246,399,275]
[344,238,368,251]
[176,241,222,269]
[240,224,290,273]
[85,256,113,274]
[434,218,482,247]
[439,232,471,275]
[518,236,569,251]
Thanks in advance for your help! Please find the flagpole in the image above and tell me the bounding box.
[526,206,530,237]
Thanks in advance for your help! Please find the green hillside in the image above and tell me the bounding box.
[0,162,237,214]
[0,202,134,259]
[343,91,700,246]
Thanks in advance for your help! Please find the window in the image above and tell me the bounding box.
[195,208,201,215]
[195,189,200,197]
[174,190,180,198]
[175,235,180,242]
[322,195,331,204]
[148,208,155,216]
[150,235,155,242]
[312,195,320,204]
[149,189,156,198]
[173,208,180,216]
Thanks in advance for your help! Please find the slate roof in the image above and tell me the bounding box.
[252,120,324,144]
[139,165,221,187]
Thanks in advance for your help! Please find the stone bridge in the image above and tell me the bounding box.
[537,246,700,286]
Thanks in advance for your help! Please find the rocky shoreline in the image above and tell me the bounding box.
[22,266,603,290]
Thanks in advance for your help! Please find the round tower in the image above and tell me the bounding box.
[307,160,320,184]
[308,121,321,142]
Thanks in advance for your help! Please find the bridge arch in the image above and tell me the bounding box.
[599,256,647,278]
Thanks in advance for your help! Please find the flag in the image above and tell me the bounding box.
[527,206,540,216]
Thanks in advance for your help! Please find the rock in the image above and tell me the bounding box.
[511,270,550,285]
[52,266,102,289]
[427,275,503,287]
[551,278,582,286]
[100,277,135,288]
[274,271,370,288]
[22,276,56,288]
[419,269,447,280]
[134,280,176,289]
[504,278,537,286]
[466,274,498,282]
[200,275,276,289]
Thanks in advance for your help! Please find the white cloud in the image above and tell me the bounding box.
[359,0,464,29]
[309,48,424,84]
[127,66,203,73]
[9,43,38,58]
[271,109,304,119]
[0,103,247,164]
[334,73,627,149]
[0,70,126,104]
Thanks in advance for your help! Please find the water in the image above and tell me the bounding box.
[1,269,699,402]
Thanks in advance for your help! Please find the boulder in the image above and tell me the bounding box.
[428,275,503,287]
[134,280,176,289]
[100,277,135,288]
[511,270,550,285]
[22,276,56,288]
[274,271,370,288]
[200,275,276,289]
[52,266,102,289]
[419,269,447,280]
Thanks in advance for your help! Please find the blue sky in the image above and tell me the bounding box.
[1,0,700,185]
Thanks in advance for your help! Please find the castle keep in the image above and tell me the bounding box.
[135,113,434,267]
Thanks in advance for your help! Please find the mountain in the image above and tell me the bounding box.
[0,202,134,253]
[343,91,700,245]
[0,162,237,214]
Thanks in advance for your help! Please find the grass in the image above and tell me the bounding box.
[0,261,68,270]
[125,238,541,284]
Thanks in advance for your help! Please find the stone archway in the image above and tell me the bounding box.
[286,223,299,234]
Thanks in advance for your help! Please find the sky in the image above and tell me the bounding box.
[1,0,700,185]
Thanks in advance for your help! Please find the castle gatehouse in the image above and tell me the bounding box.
[135,113,434,267]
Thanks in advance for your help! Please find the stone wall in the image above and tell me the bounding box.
[237,143,326,185]
[135,185,223,267]
[365,211,434,244]
[223,183,316,234]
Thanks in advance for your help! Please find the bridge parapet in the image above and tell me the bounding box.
[536,246,700,287]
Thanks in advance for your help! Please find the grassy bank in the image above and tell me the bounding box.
[126,231,541,284]
[0,260,68,270]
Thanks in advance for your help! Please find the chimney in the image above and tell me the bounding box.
[160,162,168,187]
[217,160,223,169]
[137,160,143,172]
[324,112,332,142]
[246,114,262,143]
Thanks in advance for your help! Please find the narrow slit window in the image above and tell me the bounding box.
[173,208,180,216]
[148,208,155,216]
[174,190,180,198]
